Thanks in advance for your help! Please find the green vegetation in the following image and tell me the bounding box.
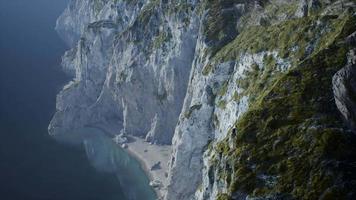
[203,13,353,75]
[201,0,245,55]
[218,81,229,96]
[212,12,356,199]
[216,193,230,200]
[153,31,172,49]
[167,1,193,15]
[217,100,227,110]
[263,1,299,21]
[137,0,159,24]
[232,91,241,102]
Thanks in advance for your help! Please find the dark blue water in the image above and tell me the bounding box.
[0,0,128,199]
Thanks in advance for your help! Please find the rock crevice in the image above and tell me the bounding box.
[51,0,356,199]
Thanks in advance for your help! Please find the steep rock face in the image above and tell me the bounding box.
[104,1,200,144]
[166,1,271,198]
[333,49,356,132]
[193,2,356,200]
[50,0,200,145]
[56,0,118,46]
[168,0,356,199]
[50,0,144,141]
[52,0,356,199]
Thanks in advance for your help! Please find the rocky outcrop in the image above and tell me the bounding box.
[333,49,356,132]
[296,0,322,17]
[55,0,119,46]
[50,0,199,145]
[52,0,356,199]
[105,1,199,144]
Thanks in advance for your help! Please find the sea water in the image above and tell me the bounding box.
[0,0,155,199]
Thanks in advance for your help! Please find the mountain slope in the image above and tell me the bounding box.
[51,0,356,199]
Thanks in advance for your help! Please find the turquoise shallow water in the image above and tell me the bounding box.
[0,0,156,199]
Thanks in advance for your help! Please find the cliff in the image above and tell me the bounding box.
[50,0,356,199]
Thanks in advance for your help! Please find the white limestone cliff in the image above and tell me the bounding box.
[51,0,356,199]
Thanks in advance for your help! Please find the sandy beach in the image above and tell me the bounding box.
[119,136,171,199]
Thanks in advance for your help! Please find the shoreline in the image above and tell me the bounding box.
[53,125,170,199]
[117,136,171,199]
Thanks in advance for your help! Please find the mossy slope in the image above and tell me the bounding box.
[212,12,356,200]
